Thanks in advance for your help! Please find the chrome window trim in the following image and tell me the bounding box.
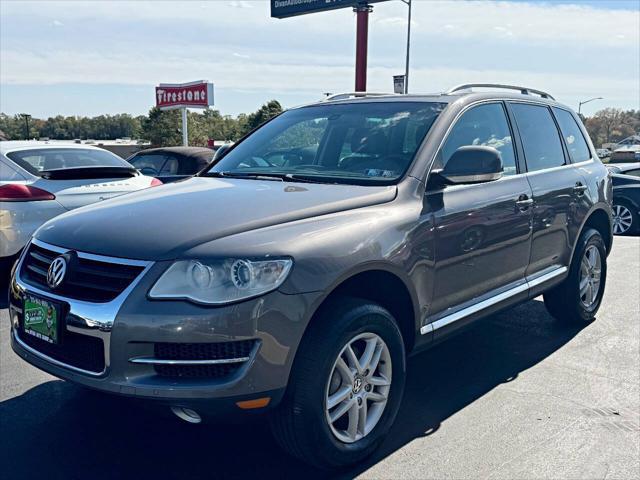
[420,265,568,335]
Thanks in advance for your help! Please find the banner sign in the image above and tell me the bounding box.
[155,81,214,110]
[271,0,388,19]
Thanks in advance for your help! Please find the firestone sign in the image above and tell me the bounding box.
[155,81,214,110]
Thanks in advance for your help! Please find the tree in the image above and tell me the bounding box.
[242,100,283,136]
[584,108,639,147]
[140,107,182,146]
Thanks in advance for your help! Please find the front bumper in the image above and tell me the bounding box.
[9,242,321,412]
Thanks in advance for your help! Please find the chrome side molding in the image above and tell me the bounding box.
[420,266,568,335]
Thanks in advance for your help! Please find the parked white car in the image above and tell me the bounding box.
[0,141,161,276]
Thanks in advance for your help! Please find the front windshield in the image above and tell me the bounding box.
[207,101,446,184]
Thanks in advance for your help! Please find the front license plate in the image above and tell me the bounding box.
[23,294,62,344]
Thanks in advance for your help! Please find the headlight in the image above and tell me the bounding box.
[149,258,293,305]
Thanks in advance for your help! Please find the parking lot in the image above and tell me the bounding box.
[0,236,637,479]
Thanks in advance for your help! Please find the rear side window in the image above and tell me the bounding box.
[0,159,25,181]
[439,103,518,176]
[553,108,591,163]
[511,104,565,172]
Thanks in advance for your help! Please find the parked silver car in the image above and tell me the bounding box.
[0,142,161,276]
[9,85,612,469]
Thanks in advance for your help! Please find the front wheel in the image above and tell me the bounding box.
[612,200,637,235]
[269,298,406,469]
[544,228,607,324]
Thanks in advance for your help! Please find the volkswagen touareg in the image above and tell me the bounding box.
[9,84,613,469]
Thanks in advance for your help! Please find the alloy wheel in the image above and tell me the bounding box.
[612,204,633,234]
[325,332,392,443]
[579,245,602,309]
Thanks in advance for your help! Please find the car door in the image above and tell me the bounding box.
[425,102,533,322]
[508,102,589,280]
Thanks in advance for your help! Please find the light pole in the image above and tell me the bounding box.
[20,113,31,140]
[400,0,411,94]
[578,97,603,115]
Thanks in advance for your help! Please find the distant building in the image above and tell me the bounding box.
[0,129,8,141]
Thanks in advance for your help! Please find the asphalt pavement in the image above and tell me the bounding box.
[1,237,638,479]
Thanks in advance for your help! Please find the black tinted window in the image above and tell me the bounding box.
[553,108,591,163]
[439,103,517,176]
[7,148,127,176]
[511,104,565,172]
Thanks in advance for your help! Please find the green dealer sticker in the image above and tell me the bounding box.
[24,295,59,344]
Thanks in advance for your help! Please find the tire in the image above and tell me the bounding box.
[544,228,607,324]
[612,199,638,236]
[269,297,406,470]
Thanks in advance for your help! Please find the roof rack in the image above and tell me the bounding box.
[322,92,396,101]
[446,83,555,100]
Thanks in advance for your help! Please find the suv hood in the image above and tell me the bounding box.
[35,177,397,260]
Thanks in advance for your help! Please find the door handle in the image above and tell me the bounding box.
[573,182,587,194]
[516,195,534,210]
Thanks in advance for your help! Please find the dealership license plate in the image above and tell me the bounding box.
[23,294,61,344]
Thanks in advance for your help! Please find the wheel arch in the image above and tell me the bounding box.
[304,265,420,355]
[575,206,613,258]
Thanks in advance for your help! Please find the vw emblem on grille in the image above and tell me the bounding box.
[47,256,67,289]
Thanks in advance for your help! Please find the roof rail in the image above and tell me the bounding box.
[446,83,555,100]
[322,92,396,101]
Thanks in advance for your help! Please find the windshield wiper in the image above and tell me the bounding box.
[204,171,334,184]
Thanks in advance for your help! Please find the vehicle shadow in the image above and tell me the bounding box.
[0,298,583,479]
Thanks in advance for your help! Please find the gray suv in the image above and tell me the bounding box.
[9,84,612,469]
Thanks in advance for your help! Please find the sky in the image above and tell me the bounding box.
[1,0,639,119]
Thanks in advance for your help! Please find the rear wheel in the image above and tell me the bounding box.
[544,228,607,324]
[269,298,406,470]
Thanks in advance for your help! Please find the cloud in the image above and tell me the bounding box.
[233,52,251,59]
[229,0,253,8]
[51,19,64,27]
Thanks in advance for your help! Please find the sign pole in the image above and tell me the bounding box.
[404,0,411,94]
[354,3,371,92]
[181,107,188,146]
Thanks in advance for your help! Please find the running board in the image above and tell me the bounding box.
[420,266,568,335]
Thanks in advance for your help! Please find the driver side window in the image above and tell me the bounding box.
[439,103,517,176]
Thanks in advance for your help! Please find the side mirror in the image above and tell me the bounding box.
[439,145,503,184]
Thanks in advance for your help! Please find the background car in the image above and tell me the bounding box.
[610,145,640,163]
[126,146,214,183]
[596,148,611,159]
[605,162,640,177]
[0,141,161,277]
[611,173,640,235]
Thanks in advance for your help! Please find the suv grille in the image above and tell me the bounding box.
[20,243,145,303]
[153,340,256,379]
[18,328,105,373]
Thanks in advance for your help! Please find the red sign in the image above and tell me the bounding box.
[155,81,214,109]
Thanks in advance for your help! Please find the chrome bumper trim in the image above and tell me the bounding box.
[11,239,155,373]
[129,356,251,365]
[12,329,105,377]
